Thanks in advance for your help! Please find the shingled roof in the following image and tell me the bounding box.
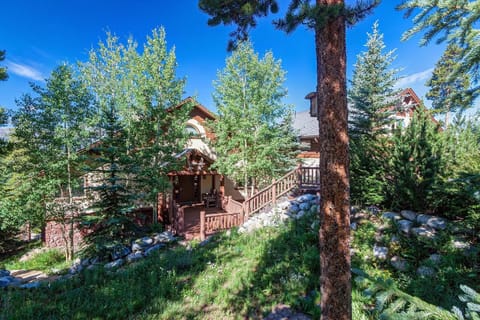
[293,111,319,138]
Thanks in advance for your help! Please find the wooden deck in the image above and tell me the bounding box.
[183,205,228,240]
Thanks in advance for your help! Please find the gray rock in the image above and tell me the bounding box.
[373,245,388,260]
[299,202,311,211]
[426,216,448,230]
[416,214,433,225]
[131,243,143,252]
[139,236,154,246]
[0,269,10,277]
[126,252,144,263]
[104,258,124,269]
[353,212,370,221]
[400,210,418,221]
[69,262,83,275]
[452,239,470,250]
[397,219,413,234]
[428,254,442,264]
[20,281,41,289]
[111,245,131,260]
[288,204,299,214]
[152,231,176,244]
[411,227,436,239]
[350,222,358,231]
[390,256,408,271]
[144,244,165,256]
[81,258,91,267]
[297,194,315,203]
[295,210,306,219]
[382,212,402,221]
[417,266,435,277]
[0,276,13,287]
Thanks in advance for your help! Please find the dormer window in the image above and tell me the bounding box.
[186,124,200,137]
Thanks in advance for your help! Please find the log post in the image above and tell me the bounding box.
[200,210,206,241]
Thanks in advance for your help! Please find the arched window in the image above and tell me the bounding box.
[185,124,200,137]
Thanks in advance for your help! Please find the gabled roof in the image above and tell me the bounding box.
[173,97,216,121]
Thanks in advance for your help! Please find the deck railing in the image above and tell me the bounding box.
[243,169,298,219]
[200,210,243,241]
[298,166,321,190]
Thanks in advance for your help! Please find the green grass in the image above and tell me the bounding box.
[2,247,70,275]
[0,215,324,320]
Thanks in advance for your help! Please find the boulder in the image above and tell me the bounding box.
[416,214,433,225]
[111,245,131,260]
[144,244,165,256]
[0,269,10,277]
[137,236,154,246]
[131,243,143,252]
[426,216,448,230]
[382,212,402,221]
[153,231,176,244]
[417,266,435,277]
[126,252,144,263]
[104,258,124,269]
[288,204,300,214]
[411,227,436,239]
[390,256,408,271]
[20,281,41,289]
[299,202,311,211]
[397,220,413,234]
[297,194,315,203]
[0,276,13,287]
[350,222,358,231]
[373,245,388,260]
[400,210,418,221]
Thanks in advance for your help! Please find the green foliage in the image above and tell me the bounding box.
[3,248,70,275]
[81,100,138,259]
[80,27,189,205]
[426,43,474,127]
[349,21,400,206]
[354,269,480,320]
[399,0,480,98]
[211,41,298,194]
[387,108,442,211]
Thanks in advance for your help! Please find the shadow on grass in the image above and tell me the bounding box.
[0,215,322,319]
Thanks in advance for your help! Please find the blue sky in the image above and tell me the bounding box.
[0,1,459,114]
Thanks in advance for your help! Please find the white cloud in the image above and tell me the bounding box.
[6,61,44,81]
[395,68,434,88]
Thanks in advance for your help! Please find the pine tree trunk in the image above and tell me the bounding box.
[316,1,351,319]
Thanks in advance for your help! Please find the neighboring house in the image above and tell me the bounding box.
[293,88,433,166]
[45,98,246,247]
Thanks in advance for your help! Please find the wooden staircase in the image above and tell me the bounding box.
[199,165,320,240]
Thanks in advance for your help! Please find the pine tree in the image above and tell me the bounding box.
[426,43,473,128]
[199,1,380,318]
[348,21,400,206]
[399,0,480,98]
[388,107,442,211]
[211,41,297,196]
[82,100,138,260]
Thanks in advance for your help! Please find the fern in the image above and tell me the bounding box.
[353,269,480,319]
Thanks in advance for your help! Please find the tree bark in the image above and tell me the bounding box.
[316,1,351,319]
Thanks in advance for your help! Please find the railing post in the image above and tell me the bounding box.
[272,178,277,205]
[297,163,303,189]
[200,210,206,241]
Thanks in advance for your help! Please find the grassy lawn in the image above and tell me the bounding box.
[0,215,324,319]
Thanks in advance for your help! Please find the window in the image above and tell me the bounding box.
[186,124,200,137]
